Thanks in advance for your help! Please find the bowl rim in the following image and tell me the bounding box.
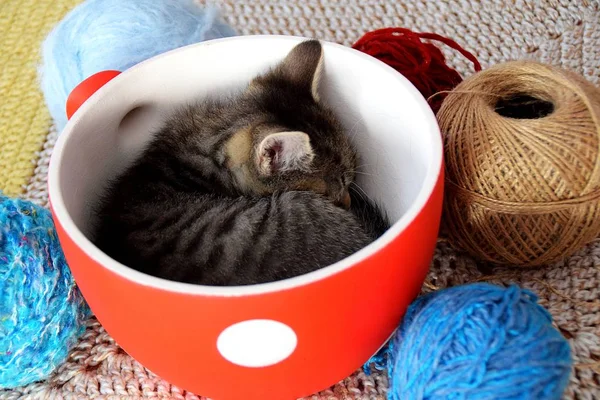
[47,34,443,297]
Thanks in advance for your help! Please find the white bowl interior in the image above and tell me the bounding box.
[49,35,442,295]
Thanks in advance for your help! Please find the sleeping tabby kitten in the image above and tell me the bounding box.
[93,40,389,286]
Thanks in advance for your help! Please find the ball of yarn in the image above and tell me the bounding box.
[377,283,572,400]
[0,195,89,388]
[39,0,236,132]
[352,27,481,114]
[438,61,600,266]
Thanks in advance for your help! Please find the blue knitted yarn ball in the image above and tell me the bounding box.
[367,283,572,400]
[0,195,90,388]
[39,0,236,132]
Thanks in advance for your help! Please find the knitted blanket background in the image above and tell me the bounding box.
[1,0,599,399]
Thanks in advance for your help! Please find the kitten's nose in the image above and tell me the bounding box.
[335,190,351,209]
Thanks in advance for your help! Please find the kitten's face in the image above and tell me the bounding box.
[224,40,358,208]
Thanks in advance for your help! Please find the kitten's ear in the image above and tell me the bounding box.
[256,131,314,176]
[253,40,325,101]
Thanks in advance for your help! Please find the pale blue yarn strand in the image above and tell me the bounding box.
[367,283,572,400]
[39,0,236,132]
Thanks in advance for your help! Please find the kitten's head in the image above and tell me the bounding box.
[224,40,358,208]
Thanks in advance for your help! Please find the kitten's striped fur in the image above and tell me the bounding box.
[93,40,389,286]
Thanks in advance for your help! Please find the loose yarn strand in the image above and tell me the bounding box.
[352,27,481,114]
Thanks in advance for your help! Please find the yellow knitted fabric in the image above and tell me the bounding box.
[0,0,80,196]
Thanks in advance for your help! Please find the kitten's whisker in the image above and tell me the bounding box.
[351,183,375,204]
[351,187,367,203]
[349,183,366,202]
[348,171,375,177]
[346,116,367,142]
[354,163,373,170]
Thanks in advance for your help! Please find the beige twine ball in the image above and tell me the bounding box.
[437,60,600,267]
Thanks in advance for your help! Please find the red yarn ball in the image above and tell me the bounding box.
[352,28,482,114]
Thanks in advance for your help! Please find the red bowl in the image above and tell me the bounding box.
[48,35,443,400]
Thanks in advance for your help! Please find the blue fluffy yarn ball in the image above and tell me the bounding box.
[367,283,572,400]
[39,0,236,132]
[0,195,90,388]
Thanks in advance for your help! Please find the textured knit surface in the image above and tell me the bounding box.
[0,196,90,389]
[2,0,600,399]
[0,0,82,197]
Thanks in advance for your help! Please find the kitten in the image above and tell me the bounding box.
[93,40,389,286]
